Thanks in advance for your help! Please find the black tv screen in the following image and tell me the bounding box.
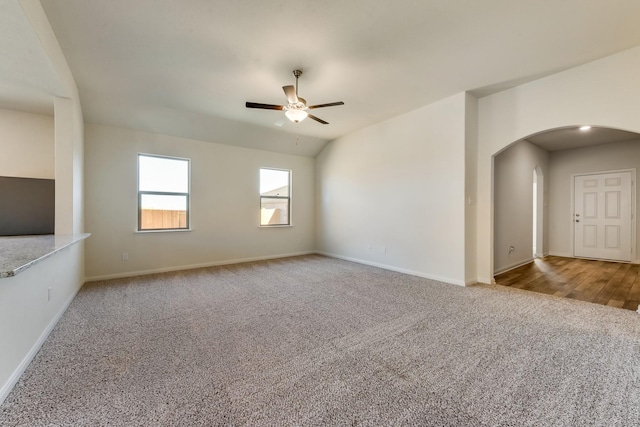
[0,176,55,236]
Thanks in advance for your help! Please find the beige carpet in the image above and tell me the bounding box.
[1,255,639,426]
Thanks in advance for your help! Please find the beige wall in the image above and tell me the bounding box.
[493,140,549,273]
[464,93,479,283]
[477,45,640,283]
[548,139,640,262]
[84,123,315,279]
[316,93,471,286]
[0,108,54,179]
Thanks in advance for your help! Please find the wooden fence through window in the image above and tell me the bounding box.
[140,209,187,230]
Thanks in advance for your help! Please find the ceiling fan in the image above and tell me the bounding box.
[245,70,344,124]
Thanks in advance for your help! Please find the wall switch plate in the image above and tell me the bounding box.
[122,252,129,261]
[47,287,52,302]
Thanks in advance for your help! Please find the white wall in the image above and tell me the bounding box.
[84,123,315,279]
[316,93,470,285]
[548,139,640,261]
[464,93,479,283]
[477,45,640,283]
[0,108,54,179]
[0,242,84,403]
[54,96,85,235]
[0,1,85,405]
[493,140,549,273]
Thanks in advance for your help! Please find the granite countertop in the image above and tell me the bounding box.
[0,234,90,278]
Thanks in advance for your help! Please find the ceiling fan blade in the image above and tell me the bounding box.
[246,102,284,110]
[307,114,329,125]
[308,101,344,109]
[283,85,298,104]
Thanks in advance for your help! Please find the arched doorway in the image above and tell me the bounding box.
[492,126,640,311]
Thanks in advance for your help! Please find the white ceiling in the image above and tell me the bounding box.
[526,127,640,152]
[0,1,65,115]
[4,1,640,156]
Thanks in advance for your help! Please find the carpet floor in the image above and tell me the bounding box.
[1,255,639,426]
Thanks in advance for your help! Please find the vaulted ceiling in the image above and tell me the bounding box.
[4,1,640,156]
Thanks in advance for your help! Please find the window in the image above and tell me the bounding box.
[138,154,190,231]
[260,168,290,226]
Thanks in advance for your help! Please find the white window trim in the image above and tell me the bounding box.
[137,153,191,232]
[259,167,292,227]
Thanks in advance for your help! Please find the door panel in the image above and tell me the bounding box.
[574,171,632,262]
[604,225,619,249]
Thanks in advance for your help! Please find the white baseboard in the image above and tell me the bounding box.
[494,258,534,276]
[86,251,316,282]
[316,251,466,287]
[464,278,479,286]
[548,252,640,264]
[0,285,80,405]
[548,251,572,258]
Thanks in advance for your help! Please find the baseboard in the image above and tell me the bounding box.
[316,251,466,286]
[494,258,534,276]
[548,251,572,258]
[548,252,640,264]
[476,276,496,285]
[86,251,316,282]
[0,284,81,405]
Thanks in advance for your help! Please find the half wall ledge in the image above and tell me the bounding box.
[0,234,90,278]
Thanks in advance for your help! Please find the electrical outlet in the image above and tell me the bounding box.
[122,252,129,261]
[367,245,372,251]
[509,246,515,254]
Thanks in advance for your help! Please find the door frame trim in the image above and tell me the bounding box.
[570,168,636,262]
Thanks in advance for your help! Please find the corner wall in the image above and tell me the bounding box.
[464,93,479,284]
[316,93,469,285]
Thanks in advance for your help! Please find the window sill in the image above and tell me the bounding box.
[135,228,193,234]
[259,225,293,228]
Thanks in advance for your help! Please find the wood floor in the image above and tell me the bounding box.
[494,256,640,312]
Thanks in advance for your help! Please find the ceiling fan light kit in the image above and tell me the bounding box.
[284,108,308,123]
[246,69,344,125]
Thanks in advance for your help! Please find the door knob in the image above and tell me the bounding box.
[575,219,580,223]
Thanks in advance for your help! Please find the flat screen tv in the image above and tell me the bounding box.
[0,176,55,236]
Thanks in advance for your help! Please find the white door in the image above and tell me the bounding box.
[574,171,633,262]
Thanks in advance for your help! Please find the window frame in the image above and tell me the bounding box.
[259,167,291,227]
[137,153,191,232]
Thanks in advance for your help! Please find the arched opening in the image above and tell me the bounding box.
[492,125,640,311]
